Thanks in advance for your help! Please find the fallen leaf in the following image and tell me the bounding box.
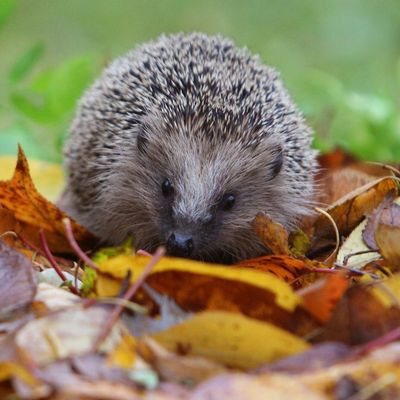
[318,285,400,345]
[33,282,80,312]
[0,146,97,252]
[251,213,289,255]
[313,177,398,240]
[363,192,399,250]
[298,274,349,324]
[139,338,226,387]
[190,373,325,400]
[15,305,126,366]
[237,255,311,282]
[151,311,310,369]
[0,241,36,320]
[96,255,318,334]
[376,224,400,269]
[336,219,381,270]
[0,155,64,202]
[256,342,350,374]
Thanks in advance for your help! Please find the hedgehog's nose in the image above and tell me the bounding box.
[166,233,194,258]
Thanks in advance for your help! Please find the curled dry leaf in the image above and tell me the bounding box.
[14,305,126,366]
[0,146,97,253]
[33,282,80,312]
[151,311,309,369]
[336,219,381,270]
[318,285,400,345]
[139,338,226,387]
[362,192,397,250]
[0,241,36,320]
[313,176,398,240]
[376,224,400,269]
[371,197,400,269]
[255,342,351,374]
[190,373,324,400]
[251,213,289,255]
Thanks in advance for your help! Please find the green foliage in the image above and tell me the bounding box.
[0,0,16,31]
[294,69,400,161]
[2,45,97,161]
[0,1,399,162]
[9,42,44,84]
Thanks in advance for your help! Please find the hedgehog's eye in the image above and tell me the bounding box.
[161,178,174,197]
[220,193,235,211]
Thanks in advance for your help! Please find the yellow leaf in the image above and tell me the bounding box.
[151,311,309,369]
[0,155,64,202]
[107,334,137,369]
[98,255,300,311]
[0,361,39,386]
[370,272,400,308]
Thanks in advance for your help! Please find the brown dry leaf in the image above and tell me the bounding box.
[376,224,400,269]
[14,305,126,366]
[0,241,37,320]
[0,146,97,252]
[298,274,349,324]
[318,285,400,345]
[139,338,226,386]
[362,192,399,250]
[33,282,80,312]
[256,342,350,374]
[151,311,309,369]
[371,197,400,269]
[190,373,325,400]
[251,213,289,255]
[266,342,400,399]
[313,176,398,240]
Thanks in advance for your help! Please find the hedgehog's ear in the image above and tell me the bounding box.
[268,145,284,180]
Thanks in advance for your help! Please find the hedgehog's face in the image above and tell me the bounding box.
[130,116,289,263]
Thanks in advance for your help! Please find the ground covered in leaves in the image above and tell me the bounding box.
[1,147,400,399]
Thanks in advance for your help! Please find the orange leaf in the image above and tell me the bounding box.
[298,274,349,324]
[237,255,310,282]
[0,146,97,252]
[252,213,289,255]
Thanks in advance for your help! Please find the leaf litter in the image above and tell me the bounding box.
[0,147,400,399]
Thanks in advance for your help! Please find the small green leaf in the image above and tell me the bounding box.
[47,56,96,117]
[0,0,16,30]
[92,237,134,265]
[9,43,45,84]
[10,91,55,123]
[80,268,97,297]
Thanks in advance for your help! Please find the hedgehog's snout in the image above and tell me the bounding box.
[166,232,194,258]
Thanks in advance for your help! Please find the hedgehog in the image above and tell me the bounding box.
[61,32,317,263]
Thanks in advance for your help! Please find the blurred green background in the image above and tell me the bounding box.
[0,0,399,163]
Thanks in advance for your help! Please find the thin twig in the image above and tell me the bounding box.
[353,326,400,357]
[137,249,152,256]
[63,218,99,271]
[0,231,18,240]
[39,229,79,295]
[314,206,340,265]
[73,262,80,295]
[93,246,165,350]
